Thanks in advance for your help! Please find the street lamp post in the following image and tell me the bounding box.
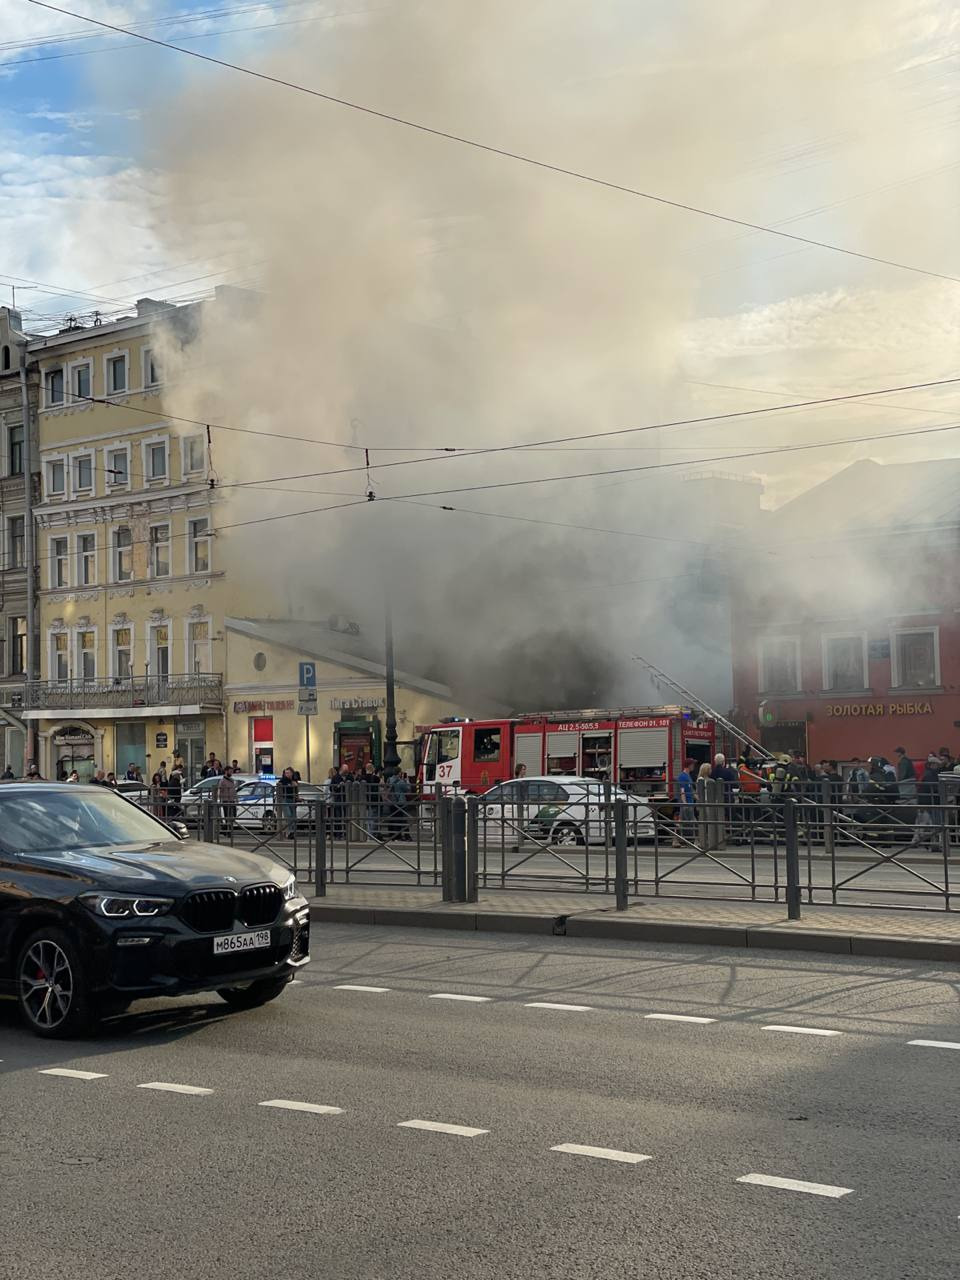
[382,592,400,779]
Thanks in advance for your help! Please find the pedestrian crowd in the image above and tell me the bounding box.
[327,760,416,841]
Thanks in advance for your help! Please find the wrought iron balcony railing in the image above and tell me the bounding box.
[25,673,223,711]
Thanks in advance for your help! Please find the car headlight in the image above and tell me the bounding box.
[80,893,174,918]
[282,874,298,901]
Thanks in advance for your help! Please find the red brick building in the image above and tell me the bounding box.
[730,458,960,763]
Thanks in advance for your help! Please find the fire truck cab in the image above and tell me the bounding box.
[419,709,716,798]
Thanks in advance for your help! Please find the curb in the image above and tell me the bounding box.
[308,902,960,964]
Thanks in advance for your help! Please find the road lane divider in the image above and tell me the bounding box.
[762,1025,843,1037]
[397,1119,488,1137]
[644,1014,715,1024]
[429,993,492,1002]
[737,1173,853,1198]
[39,1068,108,1080]
[259,1099,344,1115]
[524,1001,593,1011]
[335,984,391,993]
[551,1143,651,1165]
[137,1082,214,1095]
[907,1039,960,1050]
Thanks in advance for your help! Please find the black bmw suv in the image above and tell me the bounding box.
[0,783,310,1038]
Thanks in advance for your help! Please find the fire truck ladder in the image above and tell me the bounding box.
[632,654,767,760]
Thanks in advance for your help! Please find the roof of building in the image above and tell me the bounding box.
[225,616,454,701]
[771,457,960,539]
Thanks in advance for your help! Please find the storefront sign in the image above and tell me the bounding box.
[826,701,934,718]
[329,697,386,711]
[233,700,295,714]
[53,731,93,747]
[156,732,168,749]
[176,719,205,734]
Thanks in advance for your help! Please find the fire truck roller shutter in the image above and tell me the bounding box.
[671,721,683,778]
[618,727,669,769]
[545,731,578,773]
[515,733,544,776]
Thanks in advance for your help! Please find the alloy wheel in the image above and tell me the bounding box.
[20,939,74,1031]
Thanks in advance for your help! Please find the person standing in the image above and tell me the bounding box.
[66,769,80,783]
[1,764,15,780]
[166,764,183,817]
[277,766,299,839]
[125,762,139,781]
[387,770,411,840]
[362,761,381,840]
[217,766,238,836]
[674,758,695,847]
[894,746,917,801]
[329,765,347,839]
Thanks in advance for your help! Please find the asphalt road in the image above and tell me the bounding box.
[3,924,960,1279]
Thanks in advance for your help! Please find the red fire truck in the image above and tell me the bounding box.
[418,708,716,797]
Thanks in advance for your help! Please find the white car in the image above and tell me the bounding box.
[479,775,654,846]
[233,779,329,833]
[179,773,260,820]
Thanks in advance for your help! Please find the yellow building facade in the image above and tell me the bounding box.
[25,300,226,781]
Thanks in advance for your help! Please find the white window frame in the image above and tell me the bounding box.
[757,635,801,694]
[112,525,134,584]
[104,442,131,490]
[42,364,66,410]
[7,421,24,477]
[890,626,941,689]
[184,615,212,674]
[76,531,97,587]
[141,434,169,485]
[103,349,130,397]
[50,534,70,589]
[148,521,171,579]
[187,514,211,575]
[109,620,135,681]
[822,631,869,693]
[76,626,98,681]
[44,453,68,500]
[142,346,161,389]
[49,629,70,683]
[148,618,171,677]
[181,433,205,478]
[7,514,25,571]
[67,357,93,405]
[70,449,94,496]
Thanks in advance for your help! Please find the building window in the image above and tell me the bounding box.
[188,619,210,672]
[72,453,93,492]
[143,348,160,387]
[8,515,24,569]
[113,526,133,582]
[46,458,66,497]
[1,345,9,372]
[106,447,129,487]
[77,629,96,680]
[146,441,167,481]
[78,532,96,585]
[823,634,867,692]
[189,516,210,573]
[71,362,91,402]
[44,367,64,407]
[892,629,939,689]
[52,536,68,588]
[758,637,800,693]
[8,424,23,476]
[9,616,26,675]
[113,627,132,679]
[52,632,69,682]
[106,355,127,394]
[149,523,170,578]
[184,434,205,474]
[152,624,170,677]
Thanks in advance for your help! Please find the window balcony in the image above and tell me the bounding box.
[24,673,223,713]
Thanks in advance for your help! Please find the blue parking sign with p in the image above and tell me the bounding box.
[299,662,316,687]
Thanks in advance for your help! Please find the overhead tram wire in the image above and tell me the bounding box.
[27,1,960,288]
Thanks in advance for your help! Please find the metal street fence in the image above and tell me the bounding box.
[152,775,960,915]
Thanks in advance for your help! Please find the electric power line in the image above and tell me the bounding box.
[26,0,960,287]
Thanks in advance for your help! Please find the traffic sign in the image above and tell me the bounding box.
[299,661,317,688]
[298,686,317,703]
[298,699,318,716]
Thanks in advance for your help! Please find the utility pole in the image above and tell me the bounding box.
[382,592,400,779]
[18,345,36,767]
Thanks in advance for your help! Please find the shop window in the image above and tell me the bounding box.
[473,727,501,763]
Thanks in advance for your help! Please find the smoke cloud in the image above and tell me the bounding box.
[139,0,955,713]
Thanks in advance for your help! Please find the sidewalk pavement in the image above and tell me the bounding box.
[308,884,960,963]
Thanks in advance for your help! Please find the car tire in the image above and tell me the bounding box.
[550,822,584,847]
[217,975,291,1010]
[16,926,97,1039]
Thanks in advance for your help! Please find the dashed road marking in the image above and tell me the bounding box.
[137,1082,213,1096]
[908,1039,960,1051]
[39,1068,108,1080]
[551,1143,651,1165]
[737,1173,853,1198]
[398,1119,488,1138]
[259,1099,343,1115]
[645,1013,716,1024]
[525,1001,593,1012]
[429,993,492,1003]
[762,1025,843,1037]
[335,984,391,993]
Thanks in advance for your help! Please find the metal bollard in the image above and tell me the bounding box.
[465,795,479,903]
[614,797,628,911]
[450,796,467,903]
[315,801,327,898]
[202,799,215,844]
[783,798,801,920]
